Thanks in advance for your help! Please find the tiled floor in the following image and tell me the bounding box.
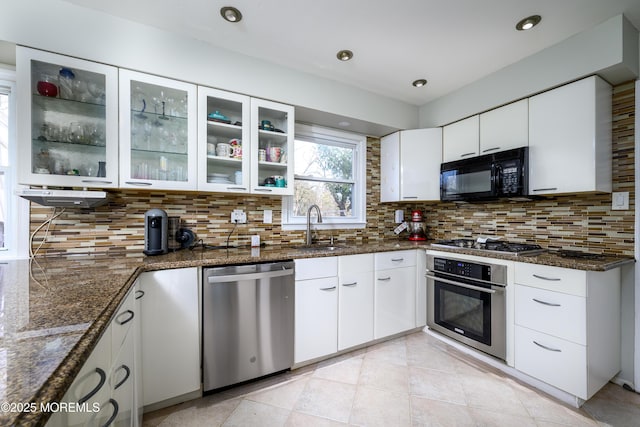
[143,331,640,426]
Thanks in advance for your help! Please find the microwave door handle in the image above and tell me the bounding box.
[494,163,502,194]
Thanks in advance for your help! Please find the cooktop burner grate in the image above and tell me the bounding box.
[558,250,605,260]
[433,239,545,255]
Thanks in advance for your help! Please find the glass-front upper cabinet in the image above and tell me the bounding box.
[197,87,250,193]
[16,47,119,188]
[250,98,294,195]
[119,69,197,190]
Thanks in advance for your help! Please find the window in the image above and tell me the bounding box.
[282,123,366,229]
[0,70,29,259]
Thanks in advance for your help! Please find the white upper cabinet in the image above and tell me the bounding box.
[380,128,442,202]
[17,47,119,188]
[479,99,528,154]
[528,76,612,195]
[442,115,479,162]
[119,69,198,190]
[197,87,251,193]
[250,98,294,195]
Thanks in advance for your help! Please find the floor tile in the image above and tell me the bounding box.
[460,372,530,417]
[285,411,348,426]
[364,336,408,366]
[246,376,309,410]
[349,386,411,427]
[410,396,475,427]
[222,400,290,427]
[408,366,467,405]
[467,407,538,427]
[313,354,363,385]
[358,357,410,394]
[293,377,357,423]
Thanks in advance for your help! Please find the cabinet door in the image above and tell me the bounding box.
[338,254,374,350]
[374,267,416,339]
[119,69,197,190]
[400,128,442,201]
[133,281,144,426]
[110,327,136,427]
[17,47,119,188]
[139,268,200,406]
[442,115,479,162]
[380,132,400,202]
[197,87,251,193]
[250,98,294,195]
[294,276,338,363]
[528,76,612,195]
[479,99,528,154]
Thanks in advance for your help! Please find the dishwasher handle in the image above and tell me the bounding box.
[207,268,294,283]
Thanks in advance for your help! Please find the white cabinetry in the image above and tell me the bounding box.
[138,268,200,407]
[119,70,198,190]
[47,288,139,427]
[17,47,119,188]
[250,98,294,195]
[197,87,250,193]
[374,250,417,339]
[442,115,479,162]
[338,253,374,350]
[380,129,442,202]
[415,249,427,327]
[294,257,338,364]
[514,262,621,400]
[528,76,612,195]
[479,99,528,154]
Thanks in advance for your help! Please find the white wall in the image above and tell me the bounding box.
[419,15,639,127]
[0,0,417,136]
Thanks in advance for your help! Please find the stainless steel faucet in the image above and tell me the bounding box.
[306,204,323,246]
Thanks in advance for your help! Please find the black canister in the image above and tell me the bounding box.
[143,209,168,255]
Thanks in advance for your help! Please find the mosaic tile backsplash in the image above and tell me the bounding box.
[30,82,635,257]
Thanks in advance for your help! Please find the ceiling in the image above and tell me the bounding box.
[63,0,640,107]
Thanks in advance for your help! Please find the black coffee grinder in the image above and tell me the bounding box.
[144,208,168,255]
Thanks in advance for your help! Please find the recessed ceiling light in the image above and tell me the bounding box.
[516,15,541,31]
[338,121,351,127]
[412,79,428,88]
[220,6,242,23]
[336,50,354,61]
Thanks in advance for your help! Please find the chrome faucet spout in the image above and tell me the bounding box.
[306,204,323,246]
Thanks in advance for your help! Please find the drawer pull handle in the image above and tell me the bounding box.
[460,152,476,158]
[114,364,131,390]
[532,188,558,192]
[532,298,561,307]
[78,367,106,404]
[116,309,135,325]
[533,341,562,353]
[482,147,501,153]
[391,258,404,262]
[125,181,153,186]
[532,274,561,281]
[103,398,119,427]
[135,290,145,300]
[342,282,358,287]
[320,286,337,291]
[378,277,391,281]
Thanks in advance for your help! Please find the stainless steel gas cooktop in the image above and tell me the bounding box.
[432,238,545,256]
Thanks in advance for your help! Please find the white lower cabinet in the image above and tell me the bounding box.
[338,254,374,351]
[514,262,621,400]
[374,250,417,339]
[138,268,200,408]
[294,258,338,364]
[47,287,139,427]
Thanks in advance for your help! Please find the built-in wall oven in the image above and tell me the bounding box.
[426,254,507,360]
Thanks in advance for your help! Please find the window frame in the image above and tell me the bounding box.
[282,123,366,230]
[0,68,29,260]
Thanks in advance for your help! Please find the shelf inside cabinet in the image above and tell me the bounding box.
[258,129,288,139]
[32,138,106,148]
[207,155,242,163]
[131,147,188,156]
[258,160,287,168]
[33,94,106,117]
[207,121,243,140]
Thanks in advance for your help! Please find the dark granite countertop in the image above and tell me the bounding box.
[1,240,633,426]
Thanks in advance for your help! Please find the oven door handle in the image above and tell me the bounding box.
[425,273,501,294]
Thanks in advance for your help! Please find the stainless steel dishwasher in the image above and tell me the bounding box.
[202,261,295,392]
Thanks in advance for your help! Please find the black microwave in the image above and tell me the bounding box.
[440,147,529,201]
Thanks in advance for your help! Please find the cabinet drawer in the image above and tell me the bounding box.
[515,285,586,345]
[375,250,416,270]
[514,262,586,296]
[515,325,586,398]
[295,257,338,281]
[339,253,374,274]
[111,289,136,358]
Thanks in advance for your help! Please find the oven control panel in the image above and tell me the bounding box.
[432,257,492,281]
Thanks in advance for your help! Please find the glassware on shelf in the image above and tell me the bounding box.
[36,74,58,97]
[58,67,75,100]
